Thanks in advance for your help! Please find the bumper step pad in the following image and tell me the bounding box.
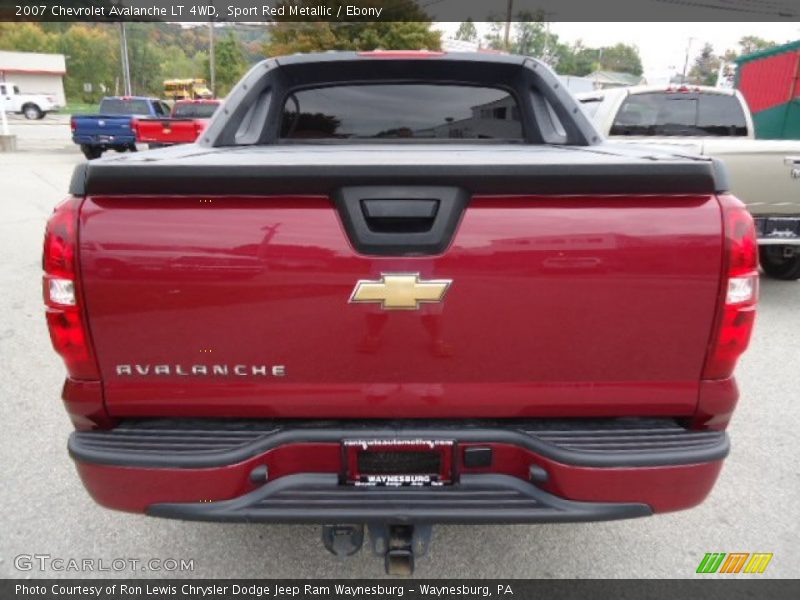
[148,473,651,524]
[70,417,729,469]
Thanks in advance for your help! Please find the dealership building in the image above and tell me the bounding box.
[0,50,67,105]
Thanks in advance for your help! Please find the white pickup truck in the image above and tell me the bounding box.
[579,86,800,280]
[0,81,62,120]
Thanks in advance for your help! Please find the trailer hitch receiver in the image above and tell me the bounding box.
[369,523,433,576]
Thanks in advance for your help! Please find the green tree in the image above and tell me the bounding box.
[738,35,777,56]
[483,11,547,54]
[483,19,510,52]
[265,1,440,55]
[208,31,248,97]
[597,43,643,76]
[266,21,440,55]
[126,24,167,96]
[57,25,119,103]
[0,22,57,53]
[160,45,200,79]
[455,19,478,42]
[512,18,546,56]
[558,41,602,76]
[484,13,571,68]
[689,42,720,86]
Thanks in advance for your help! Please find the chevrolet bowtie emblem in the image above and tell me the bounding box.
[349,273,452,310]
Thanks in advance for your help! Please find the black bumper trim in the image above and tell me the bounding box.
[147,473,652,524]
[69,418,729,469]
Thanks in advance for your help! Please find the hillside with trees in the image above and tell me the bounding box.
[0,19,786,103]
[0,22,266,102]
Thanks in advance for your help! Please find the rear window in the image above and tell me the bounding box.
[99,98,152,116]
[610,92,747,136]
[173,102,219,118]
[280,84,523,140]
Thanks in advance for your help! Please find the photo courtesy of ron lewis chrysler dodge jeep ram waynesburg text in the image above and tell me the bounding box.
[44,52,758,575]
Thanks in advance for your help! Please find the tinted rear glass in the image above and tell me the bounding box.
[100,98,152,116]
[280,84,523,140]
[697,94,748,136]
[173,102,219,118]
[610,92,747,136]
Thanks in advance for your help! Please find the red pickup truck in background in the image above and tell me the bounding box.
[45,52,758,575]
[133,99,220,148]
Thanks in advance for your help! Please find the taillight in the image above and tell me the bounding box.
[43,197,99,380]
[703,195,758,380]
[70,117,76,133]
[194,120,206,138]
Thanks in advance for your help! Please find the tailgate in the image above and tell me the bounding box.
[77,146,724,419]
[135,118,200,144]
[74,116,132,140]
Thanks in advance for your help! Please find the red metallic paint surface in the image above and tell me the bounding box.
[78,194,723,419]
[692,377,739,431]
[738,49,800,113]
[74,442,722,515]
[62,378,113,430]
[76,443,339,513]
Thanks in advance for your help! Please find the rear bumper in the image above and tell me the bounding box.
[72,135,136,146]
[70,418,728,523]
[755,216,800,245]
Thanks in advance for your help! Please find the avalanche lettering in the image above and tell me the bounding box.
[108,6,168,17]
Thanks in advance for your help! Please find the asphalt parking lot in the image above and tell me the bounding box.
[0,120,798,579]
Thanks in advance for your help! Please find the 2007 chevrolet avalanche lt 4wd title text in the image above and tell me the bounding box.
[44,52,758,574]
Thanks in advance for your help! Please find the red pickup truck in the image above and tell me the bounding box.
[45,52,757,575]
[132,99,220,148]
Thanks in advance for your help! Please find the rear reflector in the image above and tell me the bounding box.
[703,195,758,380]
[47,277,75,306]
[43,197,99,380]
[726,275,757,304]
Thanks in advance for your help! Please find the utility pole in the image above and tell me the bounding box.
[503,0,513,49]
[681,37,695,84]
[119,22,132,96]
[209,22,216,97]
[543,20,551,63]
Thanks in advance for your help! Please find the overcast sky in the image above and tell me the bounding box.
[435,22,800,81]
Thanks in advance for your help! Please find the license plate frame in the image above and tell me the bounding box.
[342,439,455,487]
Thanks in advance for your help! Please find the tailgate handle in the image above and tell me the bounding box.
[360,199,439,233]
[334,186,469,256]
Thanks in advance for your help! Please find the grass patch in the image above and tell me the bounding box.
[64,102,97,115]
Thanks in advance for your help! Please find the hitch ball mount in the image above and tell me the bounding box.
[322,523,433,576]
